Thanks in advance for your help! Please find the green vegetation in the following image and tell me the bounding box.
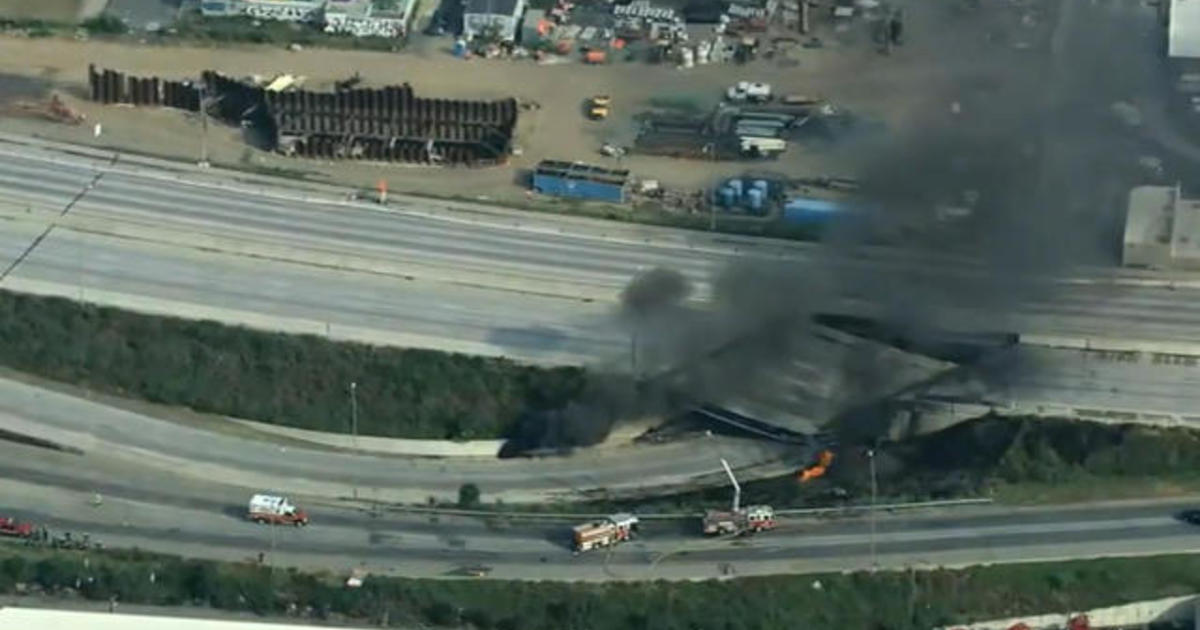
[80,14,127,35]
[2,545,1199,629]
[458,483,481,508]
[0,290,585,439]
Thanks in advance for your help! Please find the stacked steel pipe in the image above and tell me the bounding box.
[87,64,199,110]
[87,65,517,167]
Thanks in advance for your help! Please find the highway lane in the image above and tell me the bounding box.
[2,142,1200,368]
[4,438,1200,581]
[0,376,800,504]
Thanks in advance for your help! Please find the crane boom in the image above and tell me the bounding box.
[721,458,741,512]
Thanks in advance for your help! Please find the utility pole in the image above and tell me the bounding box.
[350,381,359,500]
[198,84,210,168]
[868,448,878,570]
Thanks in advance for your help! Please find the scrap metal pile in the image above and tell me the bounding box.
[87,65,517,166]
[633,101,820,161]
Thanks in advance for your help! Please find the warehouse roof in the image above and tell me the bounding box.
[1170,0,1200,58]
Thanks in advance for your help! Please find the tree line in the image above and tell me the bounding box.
[0,291,586,439]
[0,545,1193,630]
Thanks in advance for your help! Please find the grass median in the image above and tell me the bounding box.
[1,544,1198,629]
[0,290,585,440]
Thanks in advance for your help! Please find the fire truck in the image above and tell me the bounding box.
[572,513,639,553]
[247,494,310,526]
[0,516,33,539]
[701,459,777,536]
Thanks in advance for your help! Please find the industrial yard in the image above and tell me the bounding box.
[0,0,1056,223]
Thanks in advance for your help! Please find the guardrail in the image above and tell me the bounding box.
[334,497,994,521]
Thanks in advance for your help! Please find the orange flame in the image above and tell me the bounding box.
[798,450,835,482]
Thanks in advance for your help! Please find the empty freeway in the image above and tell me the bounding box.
[1,137,1200,368]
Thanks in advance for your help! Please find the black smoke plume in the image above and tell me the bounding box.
[504,83,1111,455]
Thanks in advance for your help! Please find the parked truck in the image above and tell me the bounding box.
[572,513,639,553]
[247,494,309,526]
[701,459,777,536]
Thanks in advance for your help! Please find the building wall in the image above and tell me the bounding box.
[200,0,328,22]
[463,0,526,40]
[325,14,409,37]
[1170,0,1200,58]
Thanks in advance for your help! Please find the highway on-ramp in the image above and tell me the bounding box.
[2,140,1200,367]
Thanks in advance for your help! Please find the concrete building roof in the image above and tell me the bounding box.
[1170,0,1200,58]
[1174,193,1200,262]
[1123,185,1175,254]
[1124,185,1200,269]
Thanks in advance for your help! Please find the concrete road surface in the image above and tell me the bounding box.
[2,140,1200,368]
[3,435,1200,582]
[0,376,800,504]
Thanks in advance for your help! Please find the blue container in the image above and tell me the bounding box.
[753,179,770,196]
[783,197,845,224]
[453,40,468,57]
[718,186,735,207]
[728,178,744,201]
[533,173,625,203]
[746,188,765,212]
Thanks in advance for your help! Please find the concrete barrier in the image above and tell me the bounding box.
[945,593,1197,630]
[227,417,505,458]
[1020,333,1200,356]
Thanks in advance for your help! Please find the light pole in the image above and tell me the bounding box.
[199,84,209,168]
[198,86,224,169]
[868,448,877,571]
[350,381,359,500]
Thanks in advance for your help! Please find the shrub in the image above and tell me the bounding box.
[0,291,586,439]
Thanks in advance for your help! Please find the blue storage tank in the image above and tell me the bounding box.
[728,178,744,201]
[746,188,765,212]
[753,179,770,196]
[453,39,468,57]
[718,186,736,207]
[783,197,846,224]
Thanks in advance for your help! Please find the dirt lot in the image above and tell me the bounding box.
[0,0,1055,208]
[0,0,97,21]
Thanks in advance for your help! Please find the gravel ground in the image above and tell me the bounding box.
[0,0,1053,205]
